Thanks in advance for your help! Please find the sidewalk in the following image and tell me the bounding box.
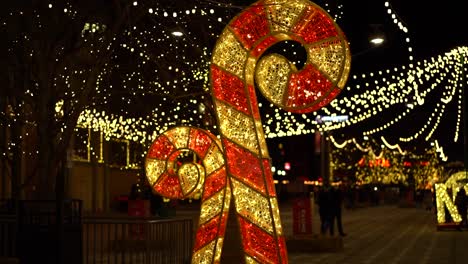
[178,203,468,263]
[284,205,468,264]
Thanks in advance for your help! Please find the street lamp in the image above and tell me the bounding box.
[369,24,386,46]
[171,31,183,37]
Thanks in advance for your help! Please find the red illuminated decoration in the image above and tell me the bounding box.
[358,157,391,167]
[145,0,350,263]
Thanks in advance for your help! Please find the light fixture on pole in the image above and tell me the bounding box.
[369,24,385,45]
[171,30,183,37]
[170,26,184,37]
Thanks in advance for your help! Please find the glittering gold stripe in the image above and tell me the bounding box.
[265,0,307,33]
[245,255,261,264]
[245,56,257,86]
[307,38,346,85]
[165,126,189,149]
[145,158,166,186]
[255,54,291,108]
[200,190,225,225]
[254,119,270,158]
[178,163,204,197]
[192,240,216,264]
[215,100,260,155]
[203,143,225,175]
[269,197,284,236]
[214,237,224,263]
[231,178,273,234]
[212,29,248,78]
[338,38,351,89]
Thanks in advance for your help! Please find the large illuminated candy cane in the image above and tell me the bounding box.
[146,0,350,263]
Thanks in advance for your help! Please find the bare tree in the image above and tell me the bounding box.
[0,0,147,199]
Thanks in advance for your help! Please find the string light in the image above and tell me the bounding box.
[2,1,465,166]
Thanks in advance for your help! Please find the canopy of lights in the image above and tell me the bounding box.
[74,1,467,160]
[2,0,466,162]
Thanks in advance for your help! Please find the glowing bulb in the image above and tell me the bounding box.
[370,37,384,45]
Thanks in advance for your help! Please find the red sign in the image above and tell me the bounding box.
[292,197,312,235]
[128,200,150,239]
[128,199,150,217]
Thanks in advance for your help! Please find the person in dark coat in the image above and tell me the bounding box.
[317,185,333,235]
[330,185,346,236]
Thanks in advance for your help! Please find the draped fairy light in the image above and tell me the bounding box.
[330,134,449,163]
[316,46,467,161]
[76,46,466,146]
[384,1,413,62]
[145,0,350,263]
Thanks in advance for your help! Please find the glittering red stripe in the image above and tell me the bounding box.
[239,216,279,264]
[147,135,175,159]
[193,216,221,252]
[292,5,338,44]
[189,128,213,158]
[211,65,250,115]
[247,84,261,119]
[154,173,182,199]
[202,167,227,201]
[250,35,277,58]
[289,86,340,113]
[278,236,288,264]
[230,2,270,50]
[262,159,276,197]
[223,138,266,195]
[286,64,333,110]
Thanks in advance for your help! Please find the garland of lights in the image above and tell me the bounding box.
[331,136,444,186]
[69,0,466,163]
[330,135,448,162]
[2,1,464,165]
[76,46,467,163]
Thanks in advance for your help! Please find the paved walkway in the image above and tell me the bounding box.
[283,205,468,264]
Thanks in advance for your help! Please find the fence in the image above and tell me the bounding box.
[83,217,193,264]
[15,199,83,264]
[1,200,193,264]
[0,214,16,258]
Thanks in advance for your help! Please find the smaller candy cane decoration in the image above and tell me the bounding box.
[145,126,230,263]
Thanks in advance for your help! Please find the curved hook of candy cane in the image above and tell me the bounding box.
[213,0,351,114]
[210,0,350,263]
[145,126,230,263]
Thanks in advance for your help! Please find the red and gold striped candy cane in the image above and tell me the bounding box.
[146,0,350,263]
[210,0,349,263]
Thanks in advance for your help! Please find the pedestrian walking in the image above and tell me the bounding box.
[317,185,333,235]
[331,185,346,236]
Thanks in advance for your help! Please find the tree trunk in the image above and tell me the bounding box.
[36,69,56,199]
[10,121,22,201]
[0,97,6,199]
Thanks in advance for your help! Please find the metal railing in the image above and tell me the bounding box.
[0,214,16,258]
[1,200,194,263]
[83,217,193,264]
